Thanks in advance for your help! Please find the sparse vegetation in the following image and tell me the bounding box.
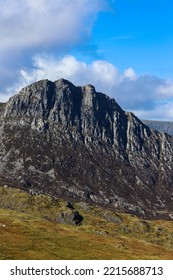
[0,186,173,260]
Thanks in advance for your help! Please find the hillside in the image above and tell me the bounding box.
[0,186,173,260]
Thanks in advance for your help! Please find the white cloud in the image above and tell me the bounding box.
[133,103,173,121]
[0,54,130,101]
[0,0,108,93]
[15,55,122,95]
[18,55,173,121]
[2,1,173,121]
[1,51,173,121]
[1,54,173,121]
[123,68,137,80]
[0,0,106,52]
[156,80,173,97]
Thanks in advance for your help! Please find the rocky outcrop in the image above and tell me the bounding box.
[0,78,173,219]
[56,210,83,225]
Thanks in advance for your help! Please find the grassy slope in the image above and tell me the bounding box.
[0,186,173,260]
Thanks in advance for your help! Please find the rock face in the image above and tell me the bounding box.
[0,78,173,219]
[56,210,83,225]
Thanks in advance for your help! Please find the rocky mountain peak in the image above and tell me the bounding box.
[1,78,173,219]
[83,84,95,93]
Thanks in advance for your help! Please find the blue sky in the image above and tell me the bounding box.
[1,0,173,120]
[90,0,173,78]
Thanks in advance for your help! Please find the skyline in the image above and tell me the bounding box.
[1,0,173,120]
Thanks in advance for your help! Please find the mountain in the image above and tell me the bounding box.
[142,119,173,136]
[0,78,173,219]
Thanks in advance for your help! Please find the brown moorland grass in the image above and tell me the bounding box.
[0,186,173,260]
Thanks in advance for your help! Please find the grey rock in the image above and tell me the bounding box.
[76,202,93,211]
[1,78,173,219]
[56,210,83,225]
[102,211,123,224]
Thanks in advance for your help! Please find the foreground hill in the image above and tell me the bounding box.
[0,78,173,219]
[0,186,173,260]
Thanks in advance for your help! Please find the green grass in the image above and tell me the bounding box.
[0,186,173,260]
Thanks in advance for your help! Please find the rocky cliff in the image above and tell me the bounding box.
[0,78,173,219]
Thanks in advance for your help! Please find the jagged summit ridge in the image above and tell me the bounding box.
[4,78,125,145]
[1,78,173,219]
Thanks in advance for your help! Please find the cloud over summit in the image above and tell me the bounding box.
[2,54,173,121]
[0,0,106,91]
[1,0,173,121]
